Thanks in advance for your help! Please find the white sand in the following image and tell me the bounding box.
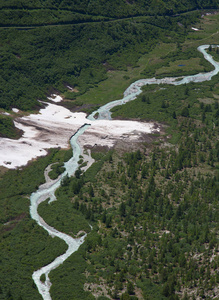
[1,44,218,170]
[0,103,87,169]
[47,94,63,102]
[12,108,19,113]
[0,102,158,169]
[1,112,10,116]
[80,149,95,173]
[66,85,74,91]
[79,119,157,148]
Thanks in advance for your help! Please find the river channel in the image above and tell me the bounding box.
[30,45,219,300]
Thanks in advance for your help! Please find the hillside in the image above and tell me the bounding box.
[0,3,219,300]
[0,1,218,114]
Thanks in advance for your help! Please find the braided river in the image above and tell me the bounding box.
[30,45,219,299]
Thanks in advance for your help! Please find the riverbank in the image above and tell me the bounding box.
[28,44,219,300]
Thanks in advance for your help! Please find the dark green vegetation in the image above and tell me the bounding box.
[48,162,65,180]
[48,149,72,179]
[207,44,219,61]
[38,69,219,299]
[0,148,71,300]
[1,0,218,115]
[111,74,219,138]
[0,4,219,300]
[0,114,20,138]
[0,0,218,25]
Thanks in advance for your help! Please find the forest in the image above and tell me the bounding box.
[0,0,219,137]
[38,70,219,300]
[0,1,219,300]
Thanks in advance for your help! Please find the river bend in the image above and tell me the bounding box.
[30,44,219,300]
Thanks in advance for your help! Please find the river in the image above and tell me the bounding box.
[30,44,219,300]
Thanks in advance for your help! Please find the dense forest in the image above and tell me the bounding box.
[0,0,218,114]
[38,66,219,300]
[1,1,219,137]
[0,12,201,111]
[0,0,218,19]
[0,1,219,300]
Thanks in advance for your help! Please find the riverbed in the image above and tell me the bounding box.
[1,44,219,300]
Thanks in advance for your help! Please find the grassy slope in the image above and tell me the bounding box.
[1,2,217,114]
[74,14,219,109]
[0,9,218,300]
[45,13,219,300]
